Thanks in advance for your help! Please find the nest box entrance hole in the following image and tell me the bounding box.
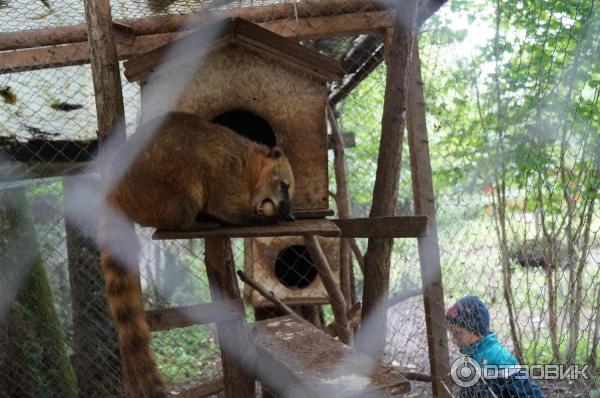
[212,110,277,147]
[274,245,318,289]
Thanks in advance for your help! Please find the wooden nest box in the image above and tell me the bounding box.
[244,236,340,307]
[124,17,344,216]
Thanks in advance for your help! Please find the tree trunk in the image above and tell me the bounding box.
[492,0,524,364]
[328,105,354,306]
[0,187,77,398]
[356,0,418,360]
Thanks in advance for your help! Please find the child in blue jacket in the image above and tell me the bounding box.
[446,296,545,398]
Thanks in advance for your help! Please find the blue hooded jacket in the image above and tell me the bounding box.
[458,333,545,398]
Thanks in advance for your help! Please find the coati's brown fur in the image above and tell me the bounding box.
[101,112,295,397]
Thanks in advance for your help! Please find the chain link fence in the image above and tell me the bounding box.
[0,0,599,397]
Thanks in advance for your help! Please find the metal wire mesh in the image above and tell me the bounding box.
[0,0,599,397]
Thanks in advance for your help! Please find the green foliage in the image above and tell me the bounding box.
[0,187,77,397]
[152,326,220,388]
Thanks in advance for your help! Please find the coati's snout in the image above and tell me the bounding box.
[253,146,295,221]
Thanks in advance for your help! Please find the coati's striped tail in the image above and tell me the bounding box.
[100,227,167,398]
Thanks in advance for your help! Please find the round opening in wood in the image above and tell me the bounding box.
[274,245,318,289]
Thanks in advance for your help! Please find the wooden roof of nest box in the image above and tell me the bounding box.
[123,18,344,214]
[124,17,344,82]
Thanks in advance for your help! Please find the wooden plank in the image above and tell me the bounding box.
[332,216,427,238]
[0,0,398,51]
[146,300,245,332]
[122,18,235,82]
[236,18,345,78]
[406,40,450,397]
[204,238,255,398]
[250,315,410,397]
[152,219,341,240]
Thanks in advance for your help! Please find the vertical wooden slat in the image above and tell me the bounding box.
[83,0,134,395]
[204,238,256,398]
[406,41,451,398]
[356,0,418,360]
[84,0,126,148]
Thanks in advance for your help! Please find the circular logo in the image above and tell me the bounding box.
[450,356,481,387]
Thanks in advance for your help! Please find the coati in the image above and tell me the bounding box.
[100,111,295,397]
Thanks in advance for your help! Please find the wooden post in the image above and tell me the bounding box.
[356,0,418,359]
[204,238,256,398]
[63,177,124,397]
[84,0,138,395]
[84,0,126,150]
[406,41,451,397]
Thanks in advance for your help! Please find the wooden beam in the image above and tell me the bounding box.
[152,219,341,240]
[406,40,451,397]
[356,0,418,361]
[0,10,395,75]
[146,300,245,332]
[332,216,427,238]
[0,0,398,51]
[0,33,179,74]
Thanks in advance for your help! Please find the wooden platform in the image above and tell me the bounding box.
[152,219,341,240]
[153,216,428,241]
[250,316,410,397]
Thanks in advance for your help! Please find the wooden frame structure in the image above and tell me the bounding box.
[3,0,451,397]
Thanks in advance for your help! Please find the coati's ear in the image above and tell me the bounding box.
[269,147,284,159]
